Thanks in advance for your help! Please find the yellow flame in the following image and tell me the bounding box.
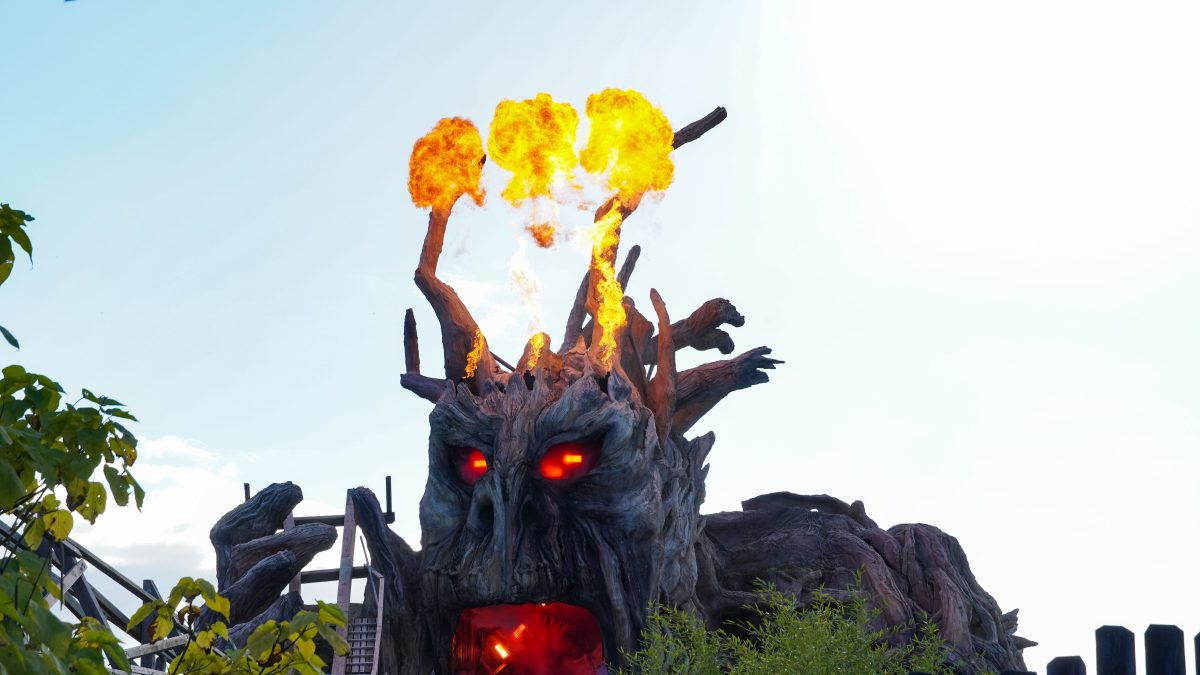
[527,332,547,370]
[488,93,579,205]
[591,205,626,367]
[463,328,485,379]
[580,89,674,200]
[408,117,486,211]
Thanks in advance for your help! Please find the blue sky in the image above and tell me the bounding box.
[3,2,1199,671]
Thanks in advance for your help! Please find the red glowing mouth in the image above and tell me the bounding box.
[451,602,606,675]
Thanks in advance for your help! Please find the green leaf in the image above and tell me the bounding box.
[126,601,158,632]
[103,466,130,507]
[315,621,349,656]
[42,509,73,541]
[77,481,107,524]
[0,460,26,511]
[0,261,10,288]
[151,612,174,641]
[2,365,27,381]
[246,622,280,660]
[0,325,17,350]
[7,227,31,260]
[23,514,46,548]
[316,600,346,627]
[131,474,145,509]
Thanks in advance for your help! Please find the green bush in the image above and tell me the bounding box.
[619,577,962,675]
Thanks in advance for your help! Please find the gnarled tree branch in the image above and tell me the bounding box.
[672,346,782,434]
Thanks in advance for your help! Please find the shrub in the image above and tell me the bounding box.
[619,577,960,675]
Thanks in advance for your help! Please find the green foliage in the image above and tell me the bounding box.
[0,200,347,674]
[0,203,35,349]
[0,358,144,673]
[619,577,960,675]
[127,579,348,675]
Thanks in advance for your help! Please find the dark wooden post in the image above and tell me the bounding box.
[1144,624,1184,675]
[140,580,167,670]
[1096,625,1135,675]
[1047,655,1087,675]
[1194,631,1199,675]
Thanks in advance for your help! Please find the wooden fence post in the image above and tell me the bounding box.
[331,490,357,675]
[1194,631,1199,675]
[1096,625,1135,675]
[1144,624,1184,675]
[1047,655,1087,675]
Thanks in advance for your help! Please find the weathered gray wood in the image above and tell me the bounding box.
[698,494,1033,673]
[200,550,299,629]
[641,297,744,361]
[331,491,357,675]
[282,514,301,594]
[124,635,190,660]
[210,482,302,589]
[225,521,336,585]
[400,372,446,403]
[673,346,782,434]
[414,208,496,384]
[672,106,727,149]
[647,289,676,440]
[403,308,420,374]
[225,592,304,648]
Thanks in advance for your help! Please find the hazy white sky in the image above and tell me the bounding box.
[3,2,1199,672]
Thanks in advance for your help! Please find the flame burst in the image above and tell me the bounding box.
[489,94,579,246]
[580,89,674,200]
[463,328,485,379]
[527,222,556,248]
[408,117,486,211]
[590,205,627,367]
[527,332,548,370]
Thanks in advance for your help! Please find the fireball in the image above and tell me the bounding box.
[408,117,486,211]
[580,89,674,200]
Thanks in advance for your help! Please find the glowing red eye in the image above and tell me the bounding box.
[539,442,597,481]
[458,448,488,485]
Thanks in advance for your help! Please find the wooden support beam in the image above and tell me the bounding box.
[282,513,301,595]
[124,635,191,660]
[331,490,357,675]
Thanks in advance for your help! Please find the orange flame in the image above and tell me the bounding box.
[527,332,547,370]
[408,117,486,211]
[591,205,626,367]
[463,328,485,379]
[527,222,555,248]
[488,93,579,205]
[580,89,674,200]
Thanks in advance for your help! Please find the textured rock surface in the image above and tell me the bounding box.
[696,492,1034,673]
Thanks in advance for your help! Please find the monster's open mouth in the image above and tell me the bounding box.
[450,603,606,674]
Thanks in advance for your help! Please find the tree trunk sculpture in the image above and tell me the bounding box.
[208,107,1034,674]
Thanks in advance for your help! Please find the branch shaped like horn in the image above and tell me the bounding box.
[414,207,496,386]
[567,108,727,354]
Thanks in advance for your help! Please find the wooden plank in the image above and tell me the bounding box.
[371,569,385,675]
[49,559,87,606]
[299,565,369,584]
[282,513,301,594]
[124,635,190,659]
[331,490,356,675]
